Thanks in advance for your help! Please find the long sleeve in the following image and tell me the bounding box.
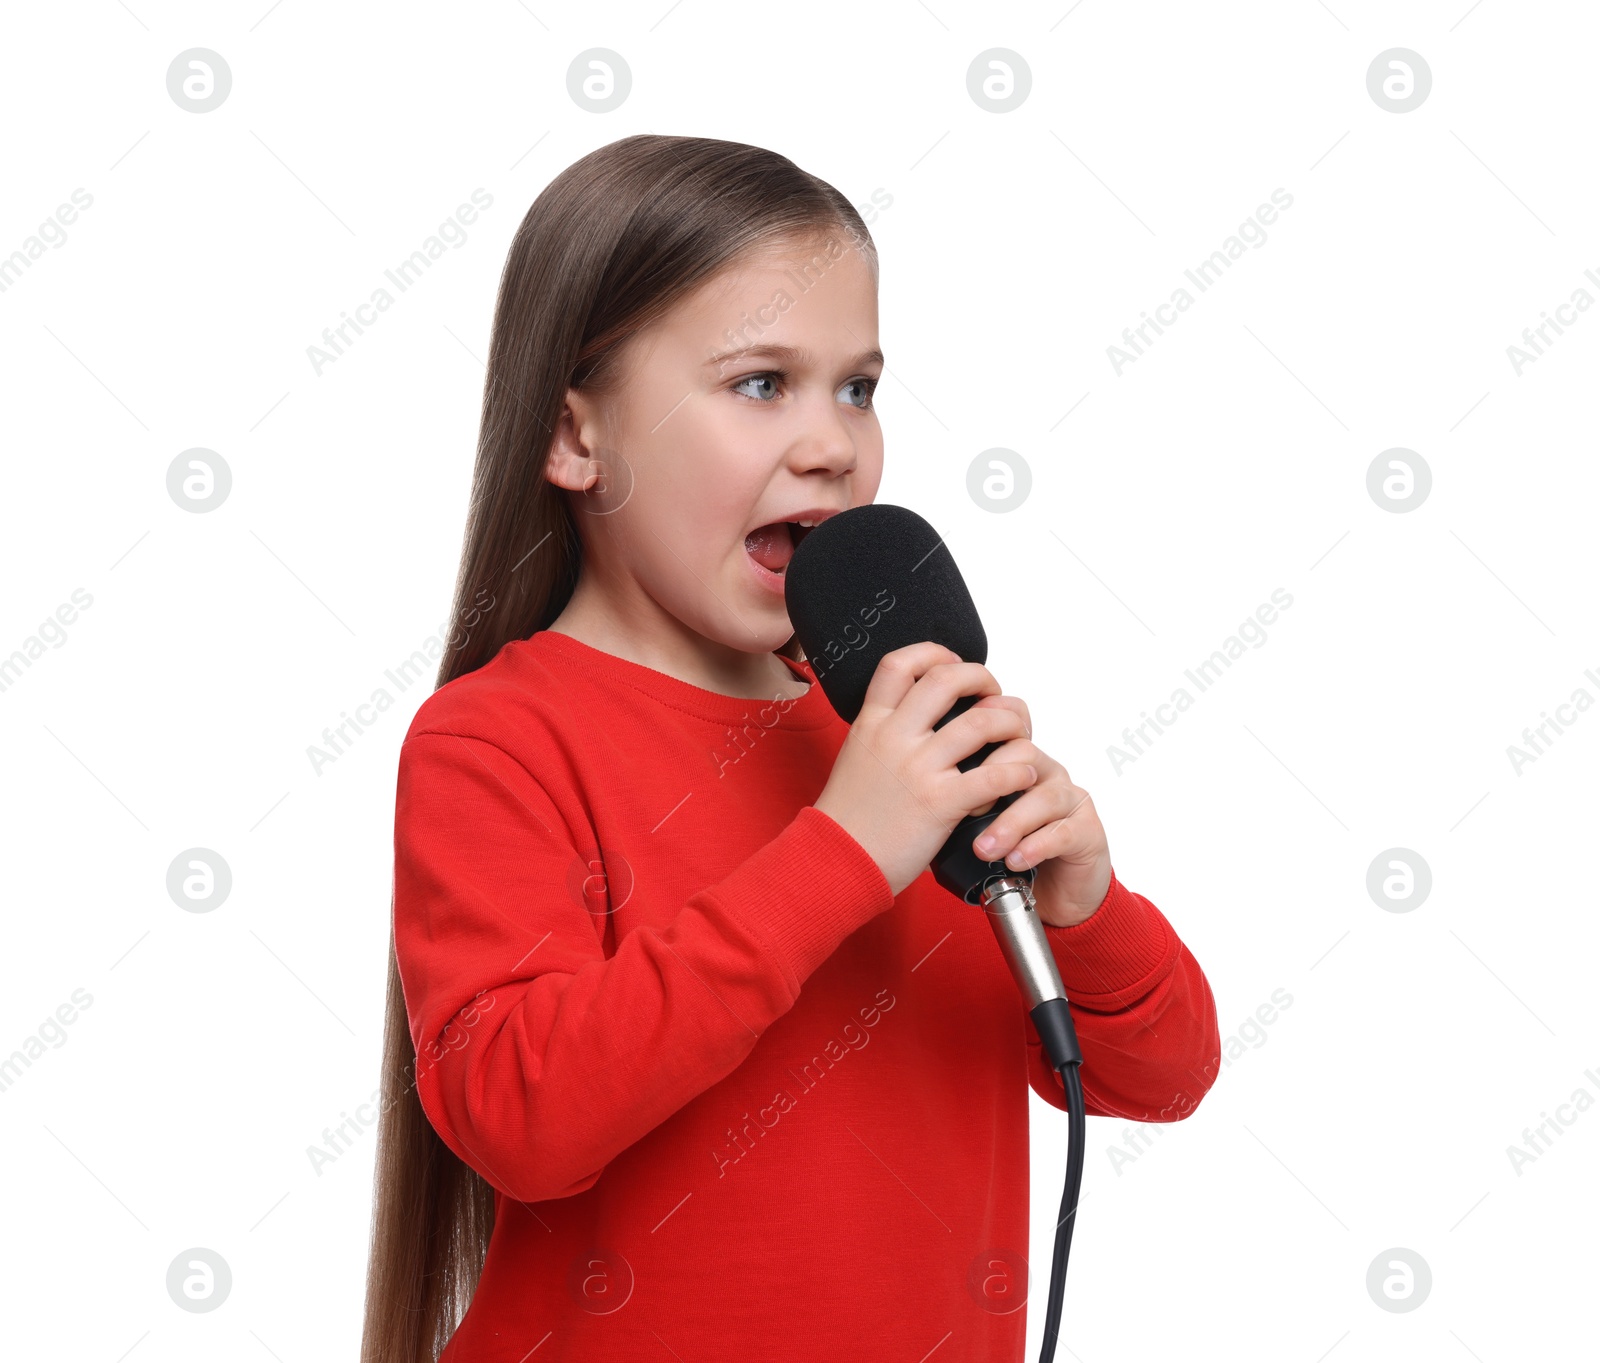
[1023,868,1221,1121]
[392,730,896,1205]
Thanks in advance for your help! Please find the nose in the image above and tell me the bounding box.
[789,391,858,474]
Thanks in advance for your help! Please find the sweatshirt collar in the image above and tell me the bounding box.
[526,629,840,730]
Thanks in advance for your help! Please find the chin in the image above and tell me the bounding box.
[694,613,793,658]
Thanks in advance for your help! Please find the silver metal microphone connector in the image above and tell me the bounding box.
[978,874,1067,1009]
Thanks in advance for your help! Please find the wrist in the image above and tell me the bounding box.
[1038,870,1174,999]
[1034,860,1114,929]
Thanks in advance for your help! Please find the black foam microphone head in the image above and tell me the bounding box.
[784,503,987,723]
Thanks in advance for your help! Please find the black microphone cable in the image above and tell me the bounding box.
[1031,999,1086,1363]
[935,801,1085,1363]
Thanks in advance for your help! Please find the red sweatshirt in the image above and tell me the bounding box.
[391,628,1220,1362]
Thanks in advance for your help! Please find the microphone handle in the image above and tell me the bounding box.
[930,696,1075,1047]
[929,694,1031,904]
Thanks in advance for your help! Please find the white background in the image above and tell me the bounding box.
[2,1,1595,1359]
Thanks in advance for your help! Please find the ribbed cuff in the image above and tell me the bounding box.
[703,805,896,992]
[1043,868,1174,1003]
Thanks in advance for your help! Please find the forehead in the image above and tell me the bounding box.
[670,233,879,345]
[601,231,880,394]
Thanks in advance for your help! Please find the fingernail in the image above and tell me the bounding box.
[975,834,997,854]
[1026,765,1038,781]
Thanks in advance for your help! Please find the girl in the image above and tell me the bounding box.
[364,134,1220,1363]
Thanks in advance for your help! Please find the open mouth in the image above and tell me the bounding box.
[744,521,816,577]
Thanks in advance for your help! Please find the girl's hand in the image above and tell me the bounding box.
[813,644,1042,900]
[967,694,1112,928]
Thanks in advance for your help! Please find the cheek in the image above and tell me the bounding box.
[629,423,758,559]
[680,415,780,532]
[854,437,886,503]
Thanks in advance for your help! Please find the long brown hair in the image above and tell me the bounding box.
[360,134,877,1363]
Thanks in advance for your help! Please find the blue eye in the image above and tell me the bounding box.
[840,378,878,410]
[729,370,879,409]
[732,372,782,401]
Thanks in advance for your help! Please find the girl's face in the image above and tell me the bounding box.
[550,229,884,663]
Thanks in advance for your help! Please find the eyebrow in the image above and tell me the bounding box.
[703,342,885,371]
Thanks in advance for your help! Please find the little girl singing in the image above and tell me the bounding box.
[362,134,1221,1363]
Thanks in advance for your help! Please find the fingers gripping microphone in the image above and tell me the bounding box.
[785,503,1086,1362]
[784,504,1074,1034]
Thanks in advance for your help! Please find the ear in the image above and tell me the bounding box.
[544,388,602,493]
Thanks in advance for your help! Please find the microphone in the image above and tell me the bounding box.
[784,502,1088,1363]
[783,503,1080,1066]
